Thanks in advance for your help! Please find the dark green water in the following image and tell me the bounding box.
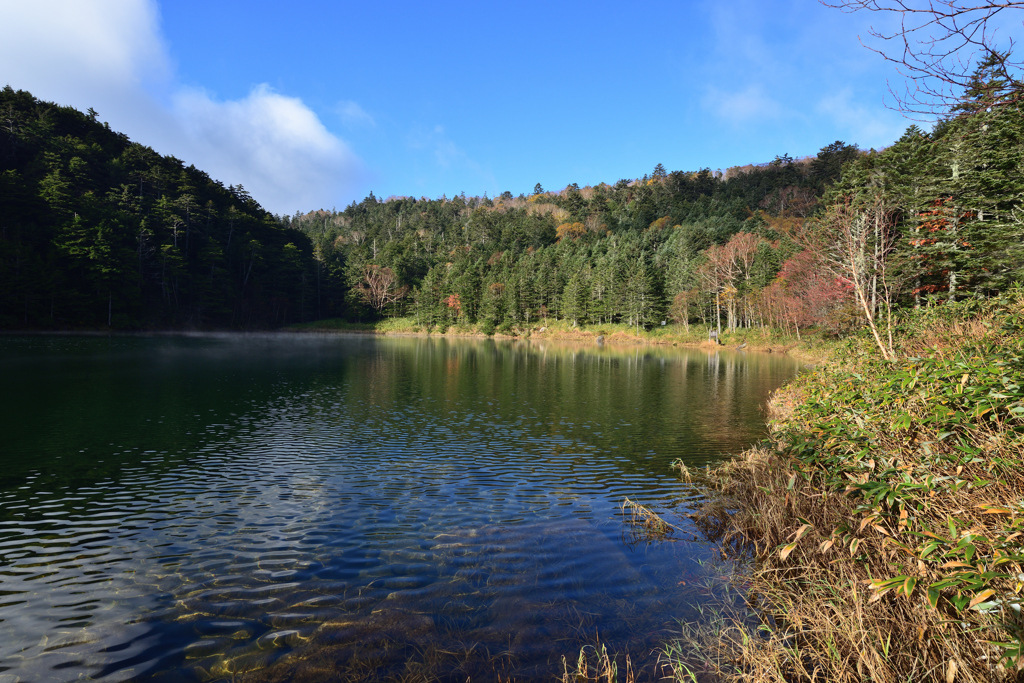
[0,334,799,682]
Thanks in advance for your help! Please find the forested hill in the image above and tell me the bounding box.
[5,77,1023,334]
[288,62,1024,339]
[1,86,318,329]
[283,144,862,334]
[0,85,856,332]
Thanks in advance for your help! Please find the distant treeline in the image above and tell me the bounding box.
[4,64,1023,333]
[286,58,1024,339]
[283,144,861,335]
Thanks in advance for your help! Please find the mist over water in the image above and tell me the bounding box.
[0,334,799,681]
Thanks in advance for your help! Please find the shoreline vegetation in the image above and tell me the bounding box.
[665,292,1024,683]
[282,316,833,362]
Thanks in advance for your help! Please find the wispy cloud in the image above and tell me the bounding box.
[0,0,363,215]
[702,85,784,124]
[406,124,496,193]
[816,88,909,149]
[337,100,375,128]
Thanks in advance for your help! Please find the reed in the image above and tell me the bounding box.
[561,643,635,683]
[621,497,677,539]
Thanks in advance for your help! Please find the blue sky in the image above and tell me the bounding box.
[3,1,921,214]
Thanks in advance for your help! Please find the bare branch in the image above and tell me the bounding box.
[821,1,1024,115]
[357,265,409,312]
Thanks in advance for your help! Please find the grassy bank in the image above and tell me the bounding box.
[284,316,834,357]
[671,292,1024,682]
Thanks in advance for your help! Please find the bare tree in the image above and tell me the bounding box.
[357,265,409,313]
[787,195,903,359]
[823,1,1024,114]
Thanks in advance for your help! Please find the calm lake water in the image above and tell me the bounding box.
[0,334,799,682]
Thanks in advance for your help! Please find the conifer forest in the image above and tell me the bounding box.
[2,57,1023,336]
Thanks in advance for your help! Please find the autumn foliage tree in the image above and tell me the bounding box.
[555,222,587,241]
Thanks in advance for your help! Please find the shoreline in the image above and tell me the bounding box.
[1,324,816,358]
[278,322,817,358]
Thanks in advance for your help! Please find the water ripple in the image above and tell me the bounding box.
[0,334,799,681]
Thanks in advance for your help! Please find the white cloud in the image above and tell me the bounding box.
[174,85,362,214]
[0,0,364,215]
[0,0,170,99]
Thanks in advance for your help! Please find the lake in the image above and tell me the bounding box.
[0,333,799,682]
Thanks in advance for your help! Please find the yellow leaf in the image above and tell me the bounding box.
[983,508,1013,515]
[780,542,797,560]
[819,539,834,554]
[941,560,974,569]
[968,589,995,609]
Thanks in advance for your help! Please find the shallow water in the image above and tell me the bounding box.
[0,334,799,682]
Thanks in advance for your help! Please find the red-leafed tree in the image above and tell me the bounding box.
[782,192,902,359]
[443,293,462,319]
[774,249,856,335]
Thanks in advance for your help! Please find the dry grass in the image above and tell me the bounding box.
[620,497,692,549]
[561,643,636,683]
[668,294,1024,683]
[680,447,1022,682]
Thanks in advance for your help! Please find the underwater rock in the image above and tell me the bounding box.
[291,594,345,609]
[192,597,283,619]
[316,607,435,646]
